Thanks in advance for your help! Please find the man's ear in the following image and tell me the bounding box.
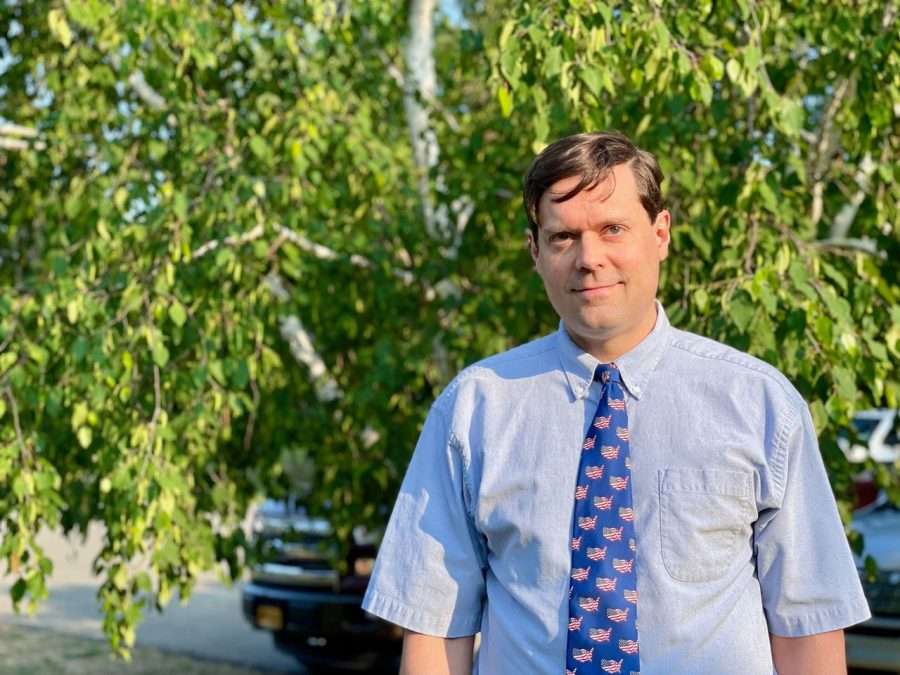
[526,228,539,265]
[653,209,671,261]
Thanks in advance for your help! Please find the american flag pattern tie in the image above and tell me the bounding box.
[565,363,639,675]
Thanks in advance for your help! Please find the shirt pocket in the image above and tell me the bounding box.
[658,468,754,583]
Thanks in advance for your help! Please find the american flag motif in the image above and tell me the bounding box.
[601,658,624,673]
[603,526,624,541]
[578,596,600,612]
[586,546,607,560]
[571,567,590,581]
[589,626,612,642]
[613,558,634,574]
[572,648,594,663]
[607,607,630,622]
[585,465,604,480]
[610,475,629,490]
[619,639,639,655]
[578,515,598,531]
[600,445,619,460]
[596,576,617,591]
[593,495,613,510]
[566,363,639,674]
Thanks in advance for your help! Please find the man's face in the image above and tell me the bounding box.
[528,162,670,357]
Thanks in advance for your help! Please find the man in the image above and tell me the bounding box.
[362,131,870,674]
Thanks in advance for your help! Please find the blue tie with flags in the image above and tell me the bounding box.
[566,363,639,674]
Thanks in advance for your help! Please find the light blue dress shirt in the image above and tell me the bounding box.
[362,303,871,674]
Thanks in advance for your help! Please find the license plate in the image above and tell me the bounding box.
[255,604,284,630]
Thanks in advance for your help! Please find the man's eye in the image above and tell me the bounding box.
[606,225,623,235]
[550,232,574,242]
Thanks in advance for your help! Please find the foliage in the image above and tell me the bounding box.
[0,0,897,653]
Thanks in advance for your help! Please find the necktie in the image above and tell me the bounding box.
[566,363,639,674]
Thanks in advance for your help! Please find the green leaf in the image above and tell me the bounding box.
[152,343,170,368]
[249,136,269,160]
[832,366,857,402]
[77,427,93,448]
[66,300,79,324]
[48,9,73,48]
[168,302,187,327]
[497,86,513,117]
[729,293,756,332]
[725,58,741,83]
[581,69,603,98]
[10,579,26,604]
[702,53,724,80]
[778,99,805,136]
[0,352,17,373]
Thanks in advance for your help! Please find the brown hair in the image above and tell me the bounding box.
[523,131,665,241]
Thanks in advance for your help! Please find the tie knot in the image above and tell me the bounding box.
[595,363,621,385]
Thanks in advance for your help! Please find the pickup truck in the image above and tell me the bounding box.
[240,499,402,672]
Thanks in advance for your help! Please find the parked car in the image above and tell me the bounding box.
[241,499,401,673]
[241,410,898,672]
[842,409,900,672]
[839,409,900,464]
[847,491,900,672]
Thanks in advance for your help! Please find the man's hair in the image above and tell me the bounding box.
[523,131,665,240]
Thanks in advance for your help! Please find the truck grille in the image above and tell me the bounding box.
[862,571,900,617]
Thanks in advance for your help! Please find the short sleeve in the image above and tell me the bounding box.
[361,403,487,637]
[754,403,872,636]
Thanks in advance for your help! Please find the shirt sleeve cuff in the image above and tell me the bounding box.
[361,588,481,638]
[766,599,872,637]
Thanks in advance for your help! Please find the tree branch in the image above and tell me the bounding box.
[405,0,442,243]
[190,224,266,260]
[0,123,40,152]
[809,77,855,227]
[193,224,419,286]
[830,153,876,240]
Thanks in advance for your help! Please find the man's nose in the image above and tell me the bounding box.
[575,232,607,270]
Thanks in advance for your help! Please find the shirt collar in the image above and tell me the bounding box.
[556,300,671,401]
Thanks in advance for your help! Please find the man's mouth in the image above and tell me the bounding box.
[573,282,622,293]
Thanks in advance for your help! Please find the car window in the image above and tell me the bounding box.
[852,418,881,441]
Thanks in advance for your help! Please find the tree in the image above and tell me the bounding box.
[0,0,897,654]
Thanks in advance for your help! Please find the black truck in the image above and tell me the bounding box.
[241,499,402,672]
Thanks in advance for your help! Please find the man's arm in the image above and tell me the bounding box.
[400,631,475,675]
[770,630,846,675]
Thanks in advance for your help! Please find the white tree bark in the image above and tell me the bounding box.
[265,273,342,403]
[404,0,472,259]
[0,123,38,152]
[405,0,441,240]
[830,153,876,240]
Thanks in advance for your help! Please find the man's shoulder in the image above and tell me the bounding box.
[433,331,560,412]
[666,327,806,409]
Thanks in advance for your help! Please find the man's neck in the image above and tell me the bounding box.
[565,304,658,363]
